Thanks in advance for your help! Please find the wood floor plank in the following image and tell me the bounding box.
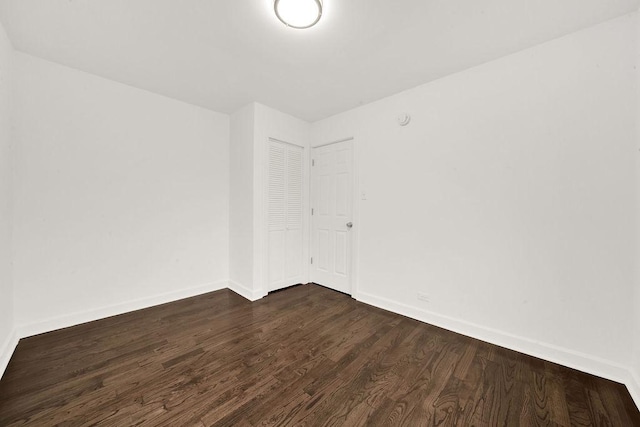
[0,284,638,426]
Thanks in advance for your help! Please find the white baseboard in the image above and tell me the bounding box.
[16,281,228,339]
[628,369,640,411]
[228,280,264,301]
[0,328,19,380]
[356,291,630,385]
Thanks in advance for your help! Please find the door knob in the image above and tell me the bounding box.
[346,222,353,229]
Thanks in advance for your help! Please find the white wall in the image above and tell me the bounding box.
[12,53,229,335]
[313,13,637,380]
[633,9,640,405]
[229,104,255,297]
[228,102,311,300]
[0,18,14,377]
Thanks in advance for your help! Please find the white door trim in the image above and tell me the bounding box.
[312,136,355,148]
[268,136,306,149]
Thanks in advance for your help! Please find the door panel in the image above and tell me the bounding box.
[318,229,330,271]
[267,140,305,292]
[335,231,348,276]
[310,140,353,294]
[268,230,285,284]
[285,228,303,280]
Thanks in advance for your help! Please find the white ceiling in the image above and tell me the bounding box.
[0,0,638,122]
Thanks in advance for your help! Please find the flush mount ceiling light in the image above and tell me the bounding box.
[274,0,323,29]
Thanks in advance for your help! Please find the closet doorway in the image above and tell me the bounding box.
[265,138,305,292]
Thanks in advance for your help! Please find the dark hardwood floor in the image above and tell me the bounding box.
[0,284,638,426]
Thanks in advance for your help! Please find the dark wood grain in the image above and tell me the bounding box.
[0,284,638,426]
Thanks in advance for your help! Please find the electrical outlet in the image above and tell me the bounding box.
[417,292,430,303]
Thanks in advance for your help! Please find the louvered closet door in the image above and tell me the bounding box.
[267,140,304,292]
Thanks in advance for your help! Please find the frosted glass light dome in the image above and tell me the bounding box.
[274,0,323,29]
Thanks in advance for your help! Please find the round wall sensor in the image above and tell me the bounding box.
[397,113,411,126]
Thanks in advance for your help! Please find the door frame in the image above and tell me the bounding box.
[309,137,361,297]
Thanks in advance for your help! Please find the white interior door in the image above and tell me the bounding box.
[310,140,354,294]
[267,140,304,292]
